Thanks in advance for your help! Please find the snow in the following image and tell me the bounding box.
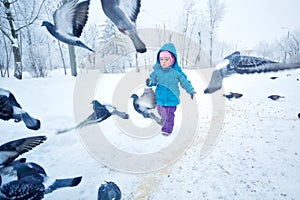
[1,68,300,199]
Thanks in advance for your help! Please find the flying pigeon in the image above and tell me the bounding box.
[100,0,147,53]
[131,87,162,125]
[0,162,82,199]
[268,94,285,101]
[0,88,41,130]
[42,0,94,52]
[204,51,300,94]
[57,100,129,134]
[98,181,121,200]
[0,136,47,169]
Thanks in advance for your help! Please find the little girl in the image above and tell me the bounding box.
[146,43,196,136]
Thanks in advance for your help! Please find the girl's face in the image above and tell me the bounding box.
[159,57,172,68]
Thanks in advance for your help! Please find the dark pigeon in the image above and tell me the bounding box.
[0,88,41,130]
[223,92,243,100]
[42,0,94,52]
[268,94,285,101]
[131,87,162,125]
[204,51,300,94]
[57,100,129,134]
[98,181,121,200]
[0,162,82,200]
[223,92,233,99]
[232,92,243,98]
[100,0,146,53]
[0,136,46,169]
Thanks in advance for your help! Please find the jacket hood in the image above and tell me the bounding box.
[154,43,181,71]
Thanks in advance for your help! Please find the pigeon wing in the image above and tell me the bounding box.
[119,0,141,23]
[136,88,156,110]
[73,0,90,37]
[54,0,79,36]
[233,56,278,74]
[0,136,47,165]
[93,101,111,121]
[0,95,13,121]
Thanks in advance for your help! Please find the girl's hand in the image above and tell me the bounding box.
[146,78,151,87]
[190,91,196,100]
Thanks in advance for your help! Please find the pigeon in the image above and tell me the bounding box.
[42,0,94,52]
[0,88,41,130]
[0,136,47,169]
[131,87,162,125]
[223,92,234,100]
[57,100,129,134]
[98,181,121,200]
[204,51,300,94]
[100,0,147,53]
[268,95,285,101]
[0,162,82,199]
[270,76,279,80]
[232,92,243,98]
[298,113,300,119]
[223,92,243,100]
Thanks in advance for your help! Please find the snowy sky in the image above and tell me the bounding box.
[89,0,300,49]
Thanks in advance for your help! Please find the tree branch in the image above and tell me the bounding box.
[15,0,46,32]
[0,26,13,43]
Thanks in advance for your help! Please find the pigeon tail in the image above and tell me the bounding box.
[111,110,129,119]
[149,113,162,125]
[76,41,95,52]
[204,69,224,94]
[45,176,82,194]
[56,114,102,134]
[19,112,41,130]
[126,30,146,53]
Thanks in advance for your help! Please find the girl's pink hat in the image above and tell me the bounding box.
[159,50,175,65]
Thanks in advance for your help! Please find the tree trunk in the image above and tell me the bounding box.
[58,41,67,75]
[3,0,23,79]
[135,52,140,72]
[68,45,77,76]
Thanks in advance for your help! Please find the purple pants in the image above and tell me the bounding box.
[157,105,177,134]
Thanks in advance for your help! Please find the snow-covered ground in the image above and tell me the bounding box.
[1,68,300,199]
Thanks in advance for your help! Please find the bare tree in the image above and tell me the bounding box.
[286,31,300,63]
[179,0,196,68]
[207,0,225,67]
[0,30,11,77]
[99,20,132,73]
[0,0,45,79]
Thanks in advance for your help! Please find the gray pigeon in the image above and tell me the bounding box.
[131,87,162,125]
[268,94,284,101]
[100,0,146,53]
[0,88,41,130]
[98,181,121,200]
[204,51,300,94]
[0,162,82,200]
[42,0,94,52]
[57,100,129,134]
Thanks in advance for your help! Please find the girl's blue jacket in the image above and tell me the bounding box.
[147,43,195,106]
